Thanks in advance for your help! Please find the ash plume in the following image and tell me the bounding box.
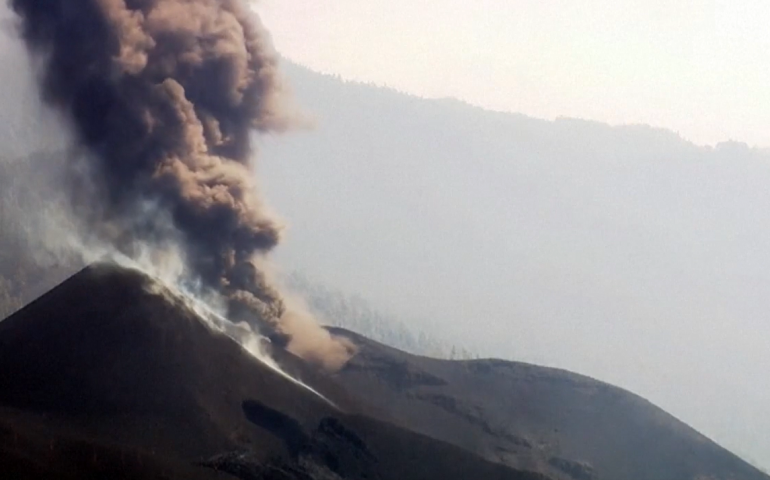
[7,0,351,368]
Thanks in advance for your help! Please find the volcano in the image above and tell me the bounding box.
[0,264,548,480]
[0,264,767,480]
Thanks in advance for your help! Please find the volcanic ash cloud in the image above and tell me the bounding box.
[8,0,352,369]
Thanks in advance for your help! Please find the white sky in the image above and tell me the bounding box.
[259,0,770,147]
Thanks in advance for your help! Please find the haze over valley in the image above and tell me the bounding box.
[259,61,770,469]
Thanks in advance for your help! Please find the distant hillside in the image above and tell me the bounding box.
[286,271,476,360]
[258,60,770,468]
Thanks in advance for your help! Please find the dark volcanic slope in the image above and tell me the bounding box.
[0,264,341,458]
[0,264,548,480]
[329,328,769,480]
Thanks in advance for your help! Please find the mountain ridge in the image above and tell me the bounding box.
[256,59,770,468]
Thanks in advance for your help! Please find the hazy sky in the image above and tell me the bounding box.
[259,0,770,147]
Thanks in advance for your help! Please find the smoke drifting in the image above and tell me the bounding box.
[8,0,350,367]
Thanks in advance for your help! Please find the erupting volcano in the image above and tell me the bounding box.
[7,0,349,367]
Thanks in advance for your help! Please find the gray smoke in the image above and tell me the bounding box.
[7,0,351,367]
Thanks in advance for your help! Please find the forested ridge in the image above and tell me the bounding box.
[286,271,477,360]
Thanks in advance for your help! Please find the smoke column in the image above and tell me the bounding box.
[8,0,350,367]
